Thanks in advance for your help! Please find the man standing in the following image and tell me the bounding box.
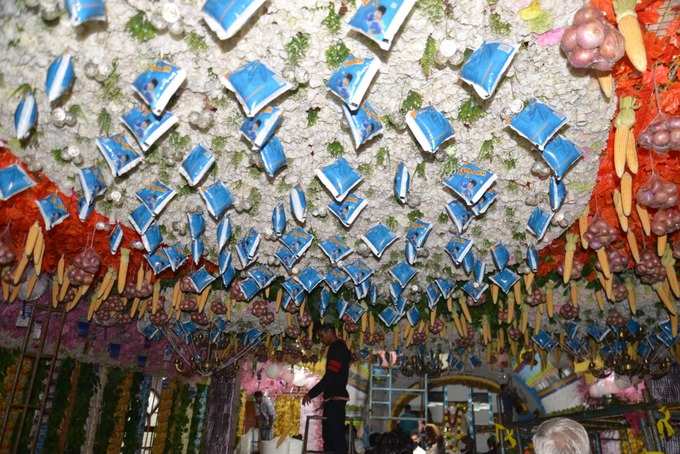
[303,324,352,454]
[253,391,275,441]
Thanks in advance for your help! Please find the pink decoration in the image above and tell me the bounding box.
[537,27,566,47]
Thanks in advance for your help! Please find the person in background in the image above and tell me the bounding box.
[532,418,591,454]
[303,323,352,454]
[422,424,444,454]
[253,391,275,441]
[481,436,499,454]
[397,404,419,437]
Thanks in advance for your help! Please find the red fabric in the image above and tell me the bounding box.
[327,359,342,373]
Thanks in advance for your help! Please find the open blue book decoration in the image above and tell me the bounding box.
[462,280,488,301]
[460,41,518,99]
[216,216,232,252]
[435,278,455,299]
[405,106,454,153]
[378,306,401,327]
[96,134,143,178]
[202,0,267,40]
[526,245,539,272]
[327,55,380,110]
[65,0,106,26]
[492,243,510,270]
[445,238,473,265]
[147,251,171,275]
[128,204,154,235]
[549,176,567,211]
[446,200,473,234]
[471,191,497,217]
[240,106,282,149]
[296,267,324,292]
[404,240,416,265]
[347,0,416,51]
[236,227,261,268]
[45,54,75,103]
[426,283,441,309]
[180,144,215,187]
[361,223,398,258]
[187,212,205,239]
[221,60,292,117]
[443,163,497,206]
[283,278,305,302]
[191,238,204,265]
[271,203,286,237]
[279,227,313,259]
[131,61,186,116]
[239,277,261,301]
[343,102,383,149]
[109,224,123,255]
[141,223,162,254]
[327,193,367,227]
[316,158,363,203]
[406,219,432,250]
[341,259,374,286]
[406,306,421,327]
[0,164,35,201]
[77,197,95,222]
[248,265,275,289]
[164,244,187,272]
[490,268,519,294]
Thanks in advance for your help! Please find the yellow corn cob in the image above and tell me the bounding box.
[57,255,65,285]
[369,313,376,335]
[570,282,579,307]
[430,308,437,327]
[95,268,113,300]
[197,286,211,312]
[405,326,414,346]
[275,289,282,312]
[596,247,611,279]
[578,210,589,249]
[226,296,232,320]
[624,278,637,314]
[513,281,522,305]
[117,248,130,294]
[23,222,40,257]
[614,124,628,178]
[626,229,640,263]
[459,295,472,323]
[614,0,647,73]
[524,271,534,292]
[534,309,542,332]
[653,282,677,315]
[563,233,578,284]
[636,204,651,236]
[499,329,505,350]
[621,172,632,216]
[25,272,38,299]
[58,275,70,302]
[597,73,613,99]
[507,292,515,324]
[9,283,20,303]
[662,249,680,298]
[135,264,144,291]
[452,312,463,336]
[510,340,518,358]
[12,256,28,286]
[658,234,668,257]
[361,312,368,332]
[672,315,678,337]
[613,189,629,232]
[66,284,89,311]
[520,306,528,334]
[446,297,453,313]
[491,284,499,304]
[546,282,554,318]
[130,298,140,317]
[595,290,606,311]
[152,280,161,313]
[626,129,638,174]
[33,232,44,275]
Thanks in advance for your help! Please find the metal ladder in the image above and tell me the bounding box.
[301,414,358,454]
[368,365,428,425]
[0,300,67,454]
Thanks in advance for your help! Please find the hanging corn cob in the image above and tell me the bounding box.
[596,247,611,279]
[596,73,614,99]
[152,280,161,313]
[507,292,515,324]
[513,281,522,305]
[613,190,629,231]
[57,254,65,285]
[626,229,640,263]
[614,97,639,177]
[595,290,606,311]
[524,271,534,292]
[624,278,637,314]
[622,174,633,217]
[198,286,211,312]
[578,209,589,249]
[570,282,580,307]
[563,233,578,284]
[546,282,554,318]
[662,248,680,297]
[459,294,472,323]
[491,284,499,304]
[658,234,668,257]
[613,0,647,72]
[117,248,130,294]
[13,222,40,285]
[636,203,651,236]
[653,281,677,315]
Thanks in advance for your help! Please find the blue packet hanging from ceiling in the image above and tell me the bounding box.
[279,227,313,258]
[218,249,232,274]
[240,106,282,149]
[361,223,398,258]
[549,176,567,211]
[45,54,75,103]
[404,239,416,265]
[236,227,261,268]
[406,306,421,327]
[443,163,497,206]
[435,278,455,299]
[239,277,261,301]
[327,55,380,111]
[222,265,236,290]
[216,216,232,251]
[446,200,473,234]
[394,295,408,315]
[131,61,186,116]
[14,92,37,140]
[275,246,298,271]
[463,250,475,274]
[526,245,539,272]
[564,321,579,340]
[532,330,557,351]
[146,251,171,275]
[490,268,519,294]
[189,266,216,293]
[462,280,488,301]
[121,106,178,152]
[472,258,485,286]
[445,237,473,265]
[510,101,567,151]
[191,238,204,265]
[405,219,432,250]
[460,41,518,99]
[0,164,35,201]
[527,207,553,240]
[637,336,655,359]
[564,337,588,357]
[471,191,497,217]
[394,162,410,204]
[341,259,374,286]
[289,185,307,224]
[164,244,187,271]
[354,279,370,299]
[345,303,366,324]
[348,0,416,51]
[492,243,510,270]
[542,136,583,180]
[65,0,106,26]
[325,267,350,293]
[390,261,417,288]
[369,282,378,305]
[259,137,287,178]
[180,144,215,187]
[221,60,292,117]
[336,298,350,320]
[318,236,352,264]
[242,328,263,346]
[316,157,363,203]
[378,305,400,327]
[136,180,176,216]
[405,106,455,153]
[296,267,324,292]
[96,134,143,177]
[109,224,123,255]
[426,283,441,309]
[187,212,205,239]
[129,204,154,235]
[388,281,402,304]
[248,265,275,289]
[319,288,331,316]
[202,0,266,40]
[586,323,610,342]
[77,197,95,222]
[342,101,383,149]
[283,278,305,302]
[36,193,69,231]
[271,203,286,237]
[200,181,234,219]
[327,193,368,227]
[141,223,162,253]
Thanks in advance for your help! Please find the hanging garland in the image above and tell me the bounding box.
[121,371,146,454]
[107,371,134,454]
[0,356,32,452]
[186,384,208,454]
[93,367,125,452]
[165,382,191,454]
[64,362,98,454]
[150,379,177,454]
[14,357,49,450]
[273,395,302,439]
[44,358,75,452]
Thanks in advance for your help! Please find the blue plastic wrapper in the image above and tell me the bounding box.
[283,278,305,301]
[164,244,187,272]
[216,215,232,252]
[394,162,410,204]
[259,137,287,177]
[446,200,472,234]
[222,264,236,289]
[492,243,510,270]
[345,303,366,323]
[271,203,287,237]
[445,237,473,265]
[490,268,519,294]
[289,184,307,224]
[393,294,407,314]
[426,282,441,309]
[202,0,266,40]
[319,288,331,316]
[527,207,553,240]
[136,180,176,216]
[0,164,35,201]
[388,281,402,304]
[236,227,261,268]
[65,0,106,26]
[316,157,363,203]
[327,55,381,110]
[96,134,143,177]
[146,251,171,275]
[325,267,350,293]
[109,224,123,255]
[443,162,497,206]
[361,223,397,258]
[45,54,75,103]
[189,266,216,293]
[221,60,292,117]
[509,101,567,150]
[248,265,275,289]
[36,193,69,231]
[460,41,518,99]
[369,282,378,305]
[276,246,299,272]
[240,106,282,149]
[389,261,416,288]
[14,92,37,140]
[471,191,497,217]
[405,219,432,250]
[296,267,323,292]
[472,258,485,286]
[354,279,370,300]
[526,245,539,272]
[435,278,455,299]
[77,197,95,222]
[542,135,583,180]
[180,144,215,187]
[406,306,421,327]
[187,212,205,239]
[218,248,232,275]
[327,193,368,227]
[404,239,416,265]
[239,277,261,301]
[141,223,162,253]
[462,250,475,274]
[131,61,186,116]
[549,176,567,211]
[462,280,487,301]
[128,204,154,235]
[532,331,557,351]
[318,236,352,265]
[336,299,350,320]
[200,181,233,219]
[279,227,313,259]
[341,259,374,286]
[378,306,400,327]
[342,101,383,149]
[121,106,177,152]
[405,106,455,153]
[348,0,416,51]
[191,238,204,265]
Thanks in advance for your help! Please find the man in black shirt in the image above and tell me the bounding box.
[303,324,352,454]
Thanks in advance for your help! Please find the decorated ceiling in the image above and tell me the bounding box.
[0,0,679,376]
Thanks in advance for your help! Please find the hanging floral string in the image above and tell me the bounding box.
[121,372,146,454]
[150,379,177,454]
[44,358,75,452]
[186,383,208,454]
[107,371,134,454]
[273,394,302,439]
[166,382,191,454]
[64,362,98,453]
[93,367,125,452]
